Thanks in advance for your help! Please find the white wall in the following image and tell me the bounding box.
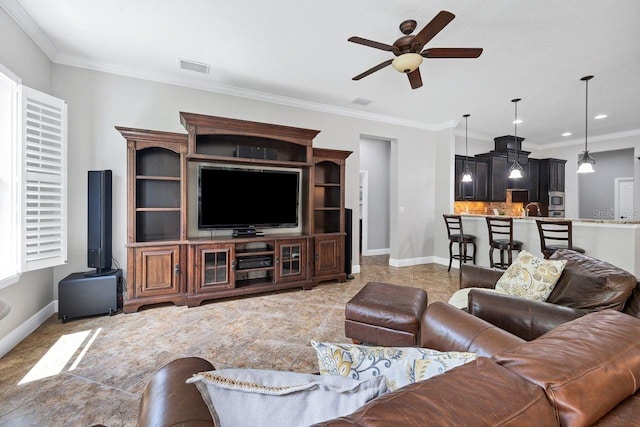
[0,8,55,347]
[50,64,443,289]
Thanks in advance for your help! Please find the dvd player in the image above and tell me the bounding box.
[237,256,273,270]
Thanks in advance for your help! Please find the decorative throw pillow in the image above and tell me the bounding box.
[187,368,388,427]
[311,341,477,391]
[495,250,567,302]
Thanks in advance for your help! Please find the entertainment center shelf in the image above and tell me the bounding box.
[118,113,351,313]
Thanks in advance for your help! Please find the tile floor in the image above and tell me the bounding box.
[0,256,460,426]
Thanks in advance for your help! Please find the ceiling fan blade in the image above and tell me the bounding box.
[348,36,394,52]
[352,59,393,80]
[412,10,455,50]
[407,68,423,89]
[422,48,483,58]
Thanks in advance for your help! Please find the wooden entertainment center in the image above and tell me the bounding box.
[117,113,351,313]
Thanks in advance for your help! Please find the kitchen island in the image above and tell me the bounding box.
[449,214,640,276]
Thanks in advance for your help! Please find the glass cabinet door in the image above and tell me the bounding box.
[196,245,234,291]
[276,240,306,282]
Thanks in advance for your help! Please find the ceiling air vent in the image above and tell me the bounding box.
[351,97,374,106]
[178,58,210,74]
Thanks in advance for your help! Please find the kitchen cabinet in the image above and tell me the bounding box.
[454,156,488,201]
[474,151,530,202]
[527,158,540,202]
[539,158,566,193]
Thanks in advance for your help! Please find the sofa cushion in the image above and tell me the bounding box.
[314,358,557,427]
[495,250,566,301]
[547,249,637,311]
[311,341,476,391]
[187,368,388,427]
[493,310,640,427]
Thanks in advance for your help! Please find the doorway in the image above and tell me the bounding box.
[359,137,391,256]
[615,177,634,220]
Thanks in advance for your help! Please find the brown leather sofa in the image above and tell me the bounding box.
[460,249,640,340]
[137,301,640,426]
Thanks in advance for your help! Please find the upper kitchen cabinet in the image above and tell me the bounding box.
[527,158,540,202]
[454,155,488,201]
[539,158,566,192]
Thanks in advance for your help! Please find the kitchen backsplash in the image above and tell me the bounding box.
[453,201,526,216]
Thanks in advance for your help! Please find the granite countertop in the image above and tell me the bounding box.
[457,213,640,225]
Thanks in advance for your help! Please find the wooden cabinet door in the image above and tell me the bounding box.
[275,239,307,283]
[475,160,489,201]
[550,160,565,191]
[528,159,540,202]
[314,235,343,277]
[489,156,508,201]
[193,244,235,293]
[134,245,182,297]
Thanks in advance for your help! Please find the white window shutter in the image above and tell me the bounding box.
[19,86,67,272]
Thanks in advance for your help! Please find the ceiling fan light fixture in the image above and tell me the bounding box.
[391,53,423,73]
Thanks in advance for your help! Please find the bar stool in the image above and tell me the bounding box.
[443,214,476,272]
[536,219,585,259]
[486,216,523,269]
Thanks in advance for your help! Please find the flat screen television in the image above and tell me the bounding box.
[198,165,300,229]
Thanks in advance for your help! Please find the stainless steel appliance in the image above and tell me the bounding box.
[547,191,565,217]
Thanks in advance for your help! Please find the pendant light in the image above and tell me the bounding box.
[461,114,473,182]
[508,98,523,179]
[577,75,596,173]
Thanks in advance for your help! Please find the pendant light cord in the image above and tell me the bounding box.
[465,115,469,168]
[584,77,589,152]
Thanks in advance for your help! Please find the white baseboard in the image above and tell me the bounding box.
[389,256,434,267]
[362,248,390,256]
[352,264,361,274]
[0,300,57,358]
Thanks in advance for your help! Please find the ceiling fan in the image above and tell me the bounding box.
[348,10,483,89]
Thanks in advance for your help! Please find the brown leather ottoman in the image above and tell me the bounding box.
[345,282,428,346]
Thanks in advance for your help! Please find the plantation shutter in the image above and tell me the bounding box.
[19,86,67,271]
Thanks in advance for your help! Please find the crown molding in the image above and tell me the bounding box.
[531,129,640,150]
[54,52,445,132]
[0,0,58,60]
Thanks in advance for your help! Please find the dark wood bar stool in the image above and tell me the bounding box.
[536,219,585,259]
[486,216,523,269]
[443,214,476,272]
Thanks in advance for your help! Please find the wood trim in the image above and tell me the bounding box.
[116,126,188,145]
[179,112,320,145]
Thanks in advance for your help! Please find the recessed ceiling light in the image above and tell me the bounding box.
[178,58,210,74]
[562,132,572,137]
[512,119,523,124]
[351,97,374,106]
[594,114,607,120]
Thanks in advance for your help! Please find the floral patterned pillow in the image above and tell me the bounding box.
[311,341,477,391]
[495,250,567,301]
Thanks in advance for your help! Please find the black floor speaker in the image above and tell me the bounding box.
[345,208,354,279]
[87,170,113,274]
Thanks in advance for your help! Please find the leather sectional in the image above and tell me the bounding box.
[137,300,640,426]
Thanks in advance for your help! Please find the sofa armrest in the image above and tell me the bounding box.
[459,265,502,289]
[138,357,215,427]
[468,290,588,341]
[420,301,524,357]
